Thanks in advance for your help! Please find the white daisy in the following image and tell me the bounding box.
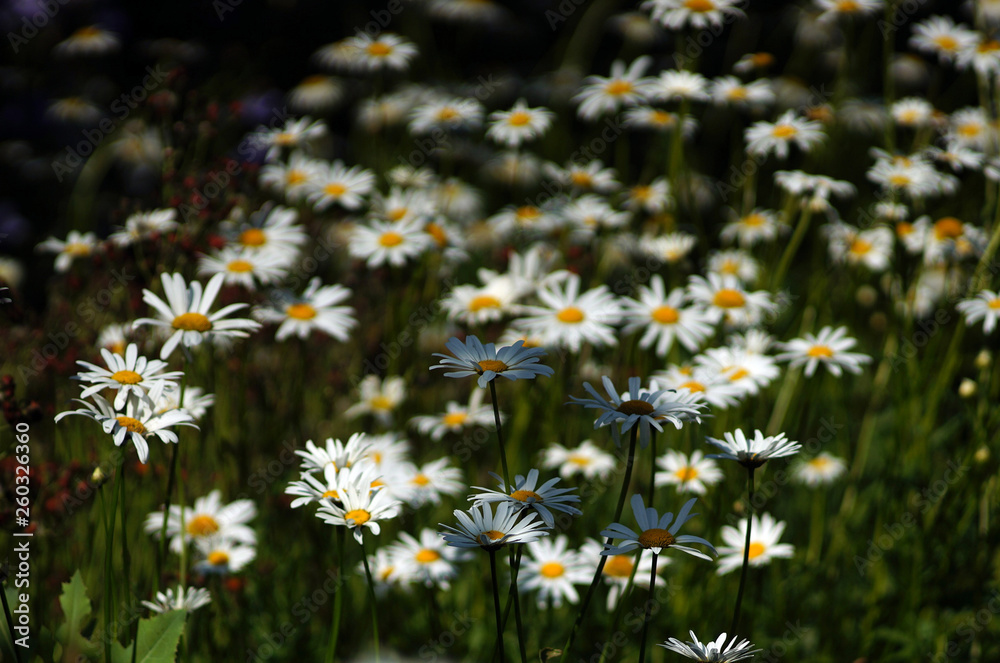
[348,219,433,268]
[544,160,621,193]
[390,529,471,589]
[648,70,711,103]
[439,501,549,551]
[143,489,255,554]
[659,631,760,662]
[686,274,774,328]
[109,209,179,247]
[258,151,326,204]
[410,390,497,441]
[792,452,847,486]
[573,56,654,121]
[909,15,978,63]
[774,325,871,377]
[518,535,592,608]
[193,536,257,574]
[252,116,327,161]
[197,246,288,291]
[471,468,582,528]
[956,290,1000,333]
[541,440,617,480]
[431,335,554,388]
[745,111,825,160]
[641,0,746,30]
[409,96,484,135]
[253,277,356,342]
[655,449,724,495]
[316,478,402,544]
[305,160,376,211]
[36,230,101,273]
[288,75,344,113]
[395,458,465,508]
[486,99,556,148]
[141,586,212,614]
[514,274,622,352]
[73,343,184,409]
[715,513,794,575]
[705,429,801,468]
[345,375,406,424]
[620,275,714,356]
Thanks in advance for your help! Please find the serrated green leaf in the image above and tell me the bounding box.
[111,610,187,663]
[55,570,97,663]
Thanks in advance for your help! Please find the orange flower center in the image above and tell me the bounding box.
[111,369,142,385]
[713,289,746,308]
[286,170,307,186]
[369,395,394,411]
[684,0,715,10]
[482,529,505,541]
[477,359,508,373]
[933,217,964,239]
[637,528,676,549]
[557,307,585,323]
[742,213,765,227]
[227,260,254,273]
[367,42,392,57]
[747,542,766,559]
[379,231,404,247]
[239,228,267,246]
[507,111,532,126]
[540,562,565,578]
[415,549,441,563]
[850,239,872,255]
[933,35,958,51]
[510,489,542,502]
[321,490,339,499]
[286,303,317,320]
[187,514,220,537]
[412,474,430,486]
[208,551,230,566]
[469,295,502,312]
[678,380,705,393]
[443,412,468,426]
[172,312,212,332]
[345,509,371,526]
[605,80,634,96]
[836,0,860,11]
[115,416,146,434]
[807,345,834,358]
[675,467,698,481]
[989,299,1000,310]
[324,183,347,197]
[65,242,92,256]
[603,555,633,578]
[651,306,680,324]
[570,172,593,187]
[771,124,797,139]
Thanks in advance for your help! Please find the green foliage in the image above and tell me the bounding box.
[110,611,187,663]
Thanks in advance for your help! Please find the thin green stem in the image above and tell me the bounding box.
[360,537,381,663]
[730,466,756,636]
[562,426,639,658]
[771,207,813,291]
[648,433,657,505]
[637,553,658,663]
[157,369,187,589]
[489,380,512,489]
[511,546,527,663]
[118,457,138,663]
[326,527,345,663]
[489,549,506,663]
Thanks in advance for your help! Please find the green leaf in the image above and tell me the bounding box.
[111,610,187,663]
[54,570,98,663]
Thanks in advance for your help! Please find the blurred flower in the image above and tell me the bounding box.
[518,535,592,608]
[774,325,871,377]
[193,536,257,574]
[346,376,406,424]
[574,56,654,121]
[109,209,179,247]
[253,277,356,342]
[409,96,484,134]
[515,274,622,352]
[655,449,723,495]
[745,111,825,160]
[288,75,344,113]
[142,586,212,614]
[143,489,256,554]
[197,246,289,291]
[956,290,1000,333]
[410,390,497,440]
[620,275,714,356]
[305,160,376,211]
[486,99,555,148]
[792,452,847,486]
[642,0,745,30]
[53,25,120,57]
[542,440,617,480]
[36,230,101,273]
[909,15,978,63]
[252,116,327,161]
[715,513,794,575]
[389,529,471,589]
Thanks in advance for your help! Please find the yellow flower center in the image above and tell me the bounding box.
[437,107,458,121]
[751,52,774,67]
[367,41,393,57]
[345,509,371,526]
[933,35,958,51]
[632,185,651,200]
[540,562,565,578]
[933,217,964,239]
[415,549,441,564]
[978,40,1000,54]
[684,0,715,10]
[603,555,633,578]
[482,529,505,541]
[208,551,230,566]
[719,260,740,275]
[477,359,508,373]
[989,299,1000,310]
[469,295,502,312]
[115,416,146,434]
[836,0,860,11]
[850,239,872,255]
[568,454,591,466]
[239,228,267,246]
[747,542,766,559]
[888,174,912,187]
[678,380,705,393]
[425,222,449,247]
[172,312,212,332]
[557,307,585,323]
[387,207,408,222]
[380,566,394,581]
[321,490,339,499]
[443,412,468,426]
[75,26,102,38]
[516,205,541,220]
[771,124,797,139]
[111,369,142,385]
[651,306,680,324]
[379,231,404,247]
[274,132,296,146]
[605,80,634,96]
[507,111,532,126]
[302,74,329,86]
[570,172,593,187]
[412,474,430,486]
[324,183,347,197]
[65,242,92,256]
[510,489,542,502]
[675,467,698,481]
[286,170,307,186]
[807,345,834,358]
[650,110,674,125]
[370,395,394,411]
[727,87,748,101]
[808,457,830,469]
[637,528,676,549]
[286,303,317,320]
[227,260,254,273]
[742,213,765,227]
[187,514,220,537]
[617,399,654,416]
[713,289,746,309]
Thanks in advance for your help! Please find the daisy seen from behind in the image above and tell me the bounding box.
[659,631,760,662]
[471,468,582,528]
[706,429,801,469]
[431,335,554,389]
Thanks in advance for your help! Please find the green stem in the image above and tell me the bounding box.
[106,461,121,656]
[806,489,825,564]
[326,528,345,663]
[489,381,511,489]
[360,537,381,663]
[489,549,506,663]
[648,433,657,506]
[157,369,187,589]
[730,466,755,636]
[562,426,639,658]
[771,207,813,291]
[637,553,658,663]
[511,545,527,663]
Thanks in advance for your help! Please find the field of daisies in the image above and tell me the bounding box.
[1,0,999,661]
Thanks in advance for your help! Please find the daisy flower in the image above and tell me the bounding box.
[711,76,774,109]
[288,74,344,113]
[574,56,654,121]
[621,275,714,356]
[394,458,465,507]
[348,219,433,268]
[143,489,256,554]
[73,343,184,409]
[686,274,774,328]
[487,204,561,238]
[258,151,326,204]
[568,376,706,448]
[560,195,631,241]
[946,108,992,150]
[544,160,621,193]
[514,274,622,352]
[891,97,935,128]
[695,346,779,397]
[705,429,801,469]
[390,529,471,589]
[439,280,524,325]
[253,277,356,342]
[815,0,883,22]
[652,366,744,410]
[659,631,760,662]
[153,385,214,422]
[431,336,554,389]
[439,501,549,551]
[410,390,497,441]
[141,586,212,614]
[316,478,402,544]
[919,215,986,264]
[707,250,760,284]
[96,323,131,356]
[956,35,1000,77]
[109,209,179,247]
[486,99,555,148]
[368,186,436,225]
[542,440,617,480]
[636,232,698,264]
[471,468,582,528]
[623,178,673,214]
[774,325,872,377]
[193,536,257,574]
[601,494,716,560]
[518,535,592,608]
[623,107,699,136]
[409,96,484,135]
[648,70,711,103]
[252,116,327,161]
[792,452,847,487]
[222,204,308,261]
[55,393,196,465]
[655,449,723,495]
[745,111,825,160]
[305,160,376,211]
[825,223,894,272]
[53,25,120,57]
[341,32,419,73]
[641,0,746,30]
[197,246,288,291]
[909,15,978,63]
[295,433,373,474]
[956,290,1000,333]
[36,230,101,273]
[345,376,406,424]
[716,513,794,575]
[286,462,381,509]
[132,273,262,361]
